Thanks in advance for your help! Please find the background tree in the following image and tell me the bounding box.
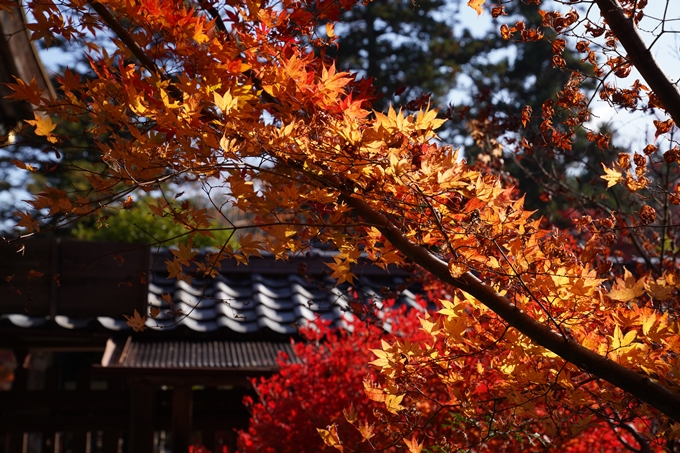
[331,0,499,111]
[72,195,237,247]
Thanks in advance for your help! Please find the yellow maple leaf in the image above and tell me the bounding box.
[641,311,657,336]
[468,0,485,15]
[342,404,358,424]
[609,268,645,302]
[192,20,209,44]
[26,112,57,142]
[325,22,335,38]
[369,348,391,369]
[645,278,674,300]
[358,422,375,442]
[448,260,467,279]
[363,380,385,403]
[317,425,343,451]
[385,393,406,414]
[414,107,446,133]
[610,325,636,350]
[404,434,424,453]
[419,316,440,336]
[325,257,357,285]
[600,163,622,188]
[214,90,238,114]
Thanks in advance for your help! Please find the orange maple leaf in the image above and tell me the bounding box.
[468,0,485,15]
[26,112,57,139]
[27,269,45,280]
[404,435,424,453]
[123,309,147,332]
[13,210,40,233]
[166,258,190,283]
[5,76,44,105]
[171,239,197,266]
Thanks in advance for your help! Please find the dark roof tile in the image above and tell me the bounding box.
[4,248,422,337]
[105,338,299,369]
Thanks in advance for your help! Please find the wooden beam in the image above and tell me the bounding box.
[171,386,193,453]
[3,432,24,453]
[0,416,128,432]
[95,366,274,387]
[103,429,120,453]
[128,385,155,453]
[71,431,88,453]
[0,389,130,413]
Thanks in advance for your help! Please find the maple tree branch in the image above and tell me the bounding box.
[88,0,200,107]
[339,193,680,423]
[87,1,158,74]
[594,0,680,124]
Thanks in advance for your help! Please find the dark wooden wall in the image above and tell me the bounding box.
[0,348,254,453]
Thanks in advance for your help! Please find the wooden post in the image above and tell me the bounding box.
[42,432,56,453]
[128,385,155,453]
[71,431,88,453]
[12,347,28,392]
[202,430,216,453]
[102,429,119,453]
[72,366,90,453]
[4,432,24,453]
[171,386,193,453]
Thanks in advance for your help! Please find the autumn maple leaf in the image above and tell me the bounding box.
[25,112,57,142]
[609,268,645,302]
[171,239,197,265]
[123,309,147,332]
[5,75,44,105]
[468,0,485,15]
[14,210,41,233]
[325,257,357,285]
[404,435,424,453]
[600,163,622,188]
[317,425,343,451]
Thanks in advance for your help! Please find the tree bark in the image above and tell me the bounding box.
[594,0,680,124]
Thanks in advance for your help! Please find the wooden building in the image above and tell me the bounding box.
[0,239,419,453]
[0,0,55,137]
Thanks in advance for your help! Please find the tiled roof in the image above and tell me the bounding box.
[1,247,421,338]
[102,337,301,370]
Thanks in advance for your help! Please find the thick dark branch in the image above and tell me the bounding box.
[339,193,680,423]
[595,0,680,124]
[88,1,195,106]
[87,1,159,74]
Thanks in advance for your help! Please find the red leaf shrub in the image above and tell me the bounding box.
[237,301,429,452]
[236,298,663,452]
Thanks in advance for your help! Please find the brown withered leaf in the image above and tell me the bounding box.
[653,119,674,140]
[123,309,147,332]
[27,269,44,280]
